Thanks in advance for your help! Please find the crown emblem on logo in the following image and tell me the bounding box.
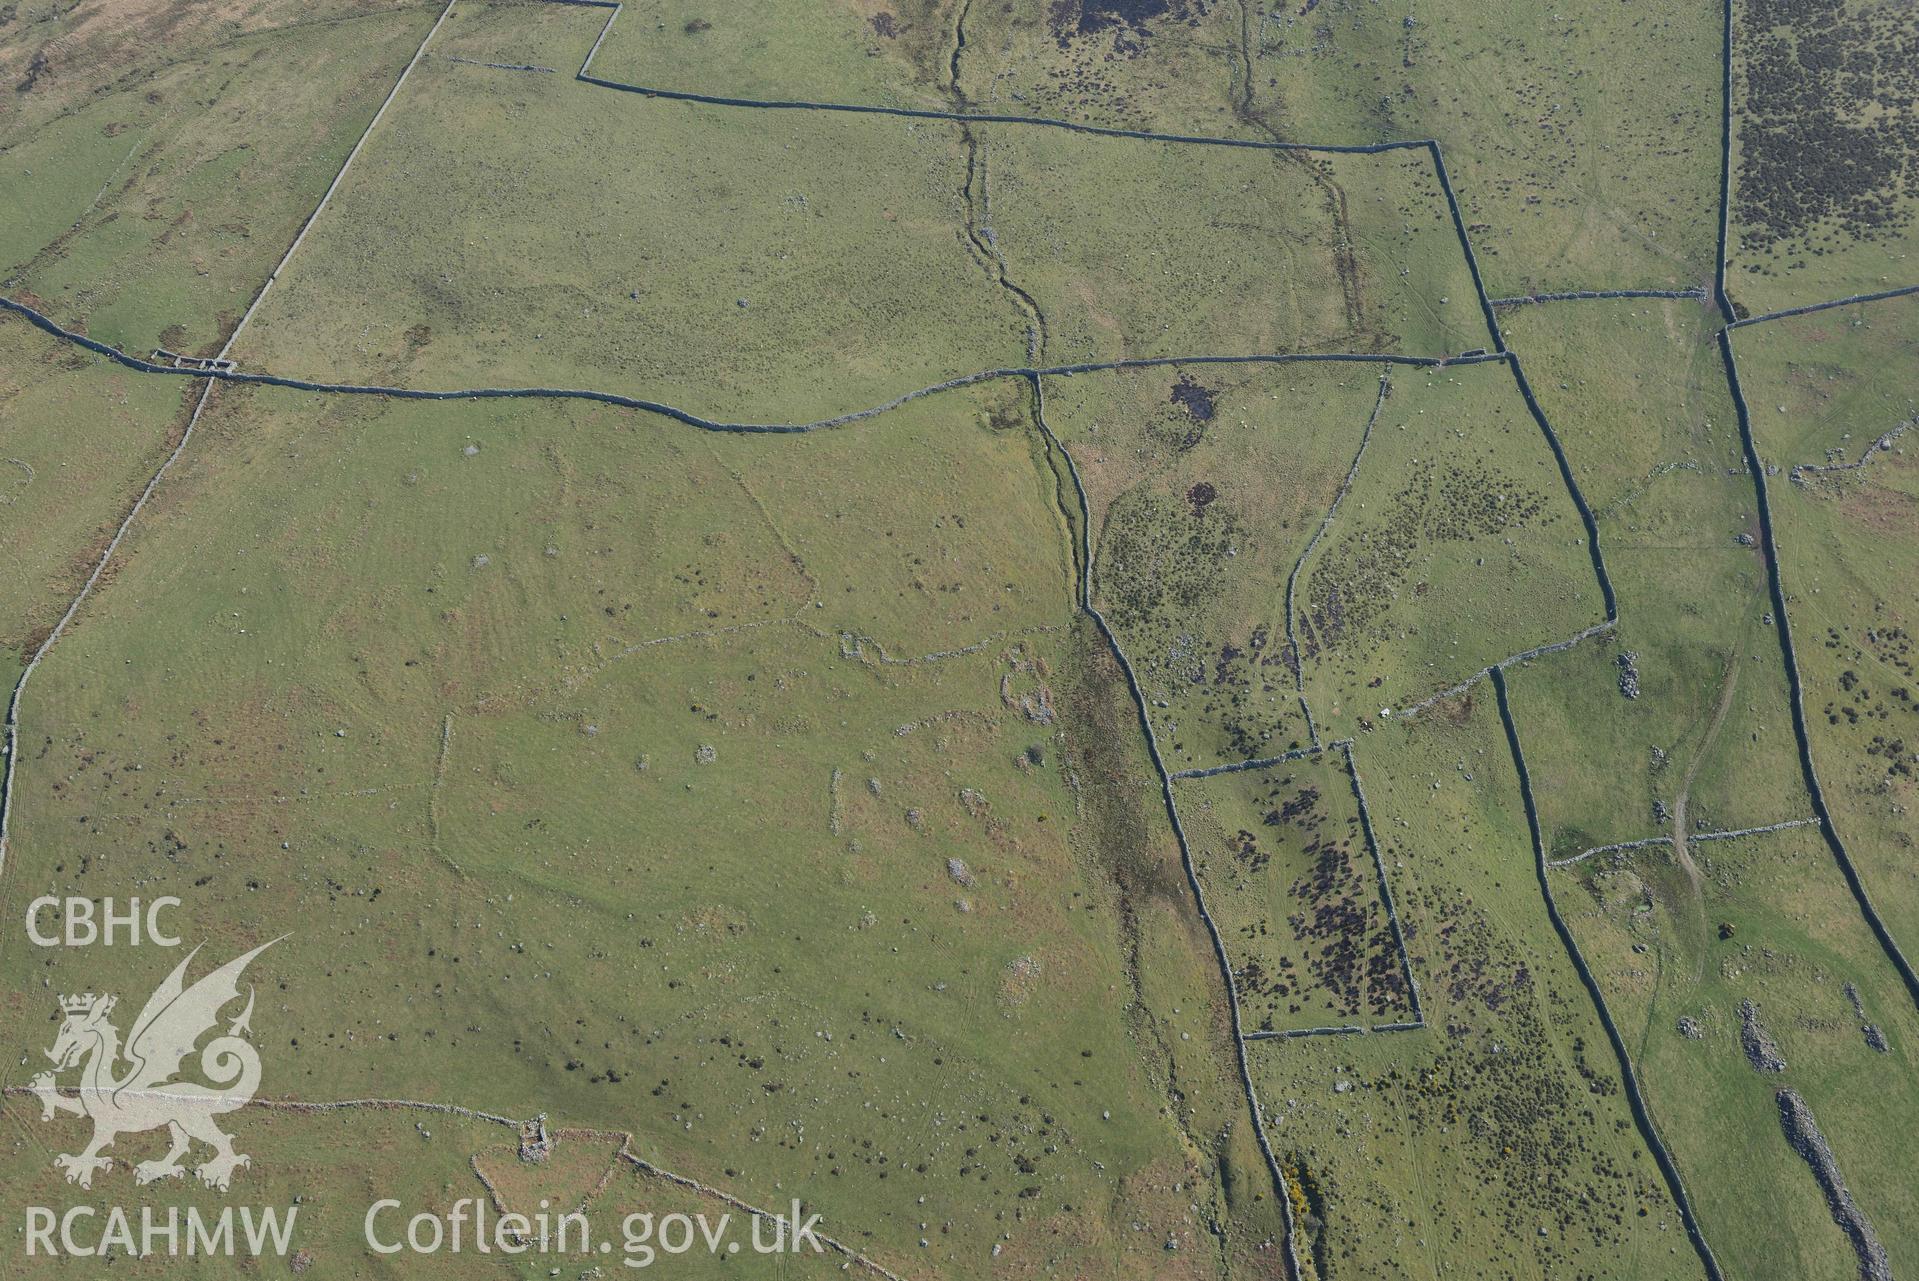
[59,993,112,1016]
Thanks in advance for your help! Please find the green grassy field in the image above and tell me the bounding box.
[591,0,1722,294]
[1175,749,1416,1033]
[0,5,442,357]
[1042,362,1387,770]
[0,375,1284,1277]
[1553,819,1919,1281]
[1732,293,1919,955]
[1499,299,1809,855]
[1248,694,1699,1281]
[232,27,1486,420]
[4,1,1918,1276]
[1292,361,1607,738]
[0,319,193,677]
[231,40,1029,420]
[588,0,1247,127]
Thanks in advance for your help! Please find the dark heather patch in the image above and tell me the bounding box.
[1170,372,1217,422]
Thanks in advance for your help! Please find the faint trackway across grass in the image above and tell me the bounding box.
[0,0,1619,1260]
[0,2,1784,1273]
[1455,13,1919,1274]
[0,2,815,1254]
[1492,669,1728,1281]
[0,1087,906,1281]
[1666,651,1744,959]
[1285,370,1390,698]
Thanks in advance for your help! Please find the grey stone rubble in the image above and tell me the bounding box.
[1168,738,1336,781]
[1775,1088,1893,1281]
[1488,287,1709,307]
[1616,650,1641,699]
[151,347,236,373]
[1738,999,1786,1073]
[438,53,555,73]
[1691,816,1823,844]
[1548,816,1821,868]
[1790,417,1913,483]
[518,1113,553,1163]
[1676,1016,1703,1040]
[946,857,974,887]
[1834,983,1886,1052]
[1396,619,1618,721]
[1547,834,1669,868]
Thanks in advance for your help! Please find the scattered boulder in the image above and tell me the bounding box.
[947,857,975,887]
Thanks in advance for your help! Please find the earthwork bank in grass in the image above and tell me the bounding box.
[0,377,1245,1275]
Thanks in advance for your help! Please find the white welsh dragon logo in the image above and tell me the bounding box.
[27,939,280,1191]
